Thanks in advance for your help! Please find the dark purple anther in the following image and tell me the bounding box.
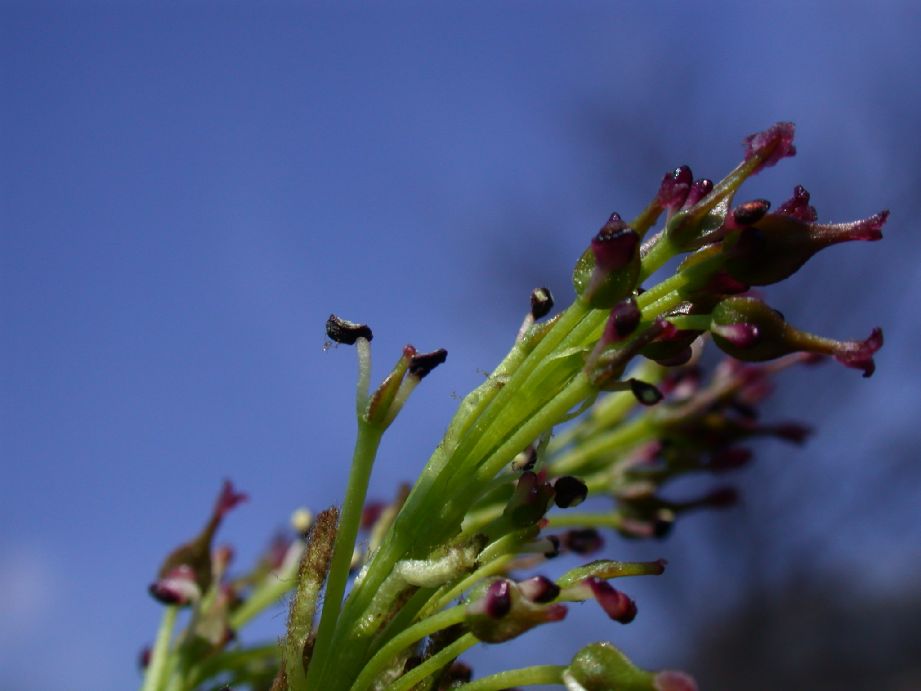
[530,287,554,319]
[591,215,640,273]
[629,379,664,406]
[519,575,561,603]
[712,323,761,348]
[485,579,512,618]
[701,486,739,508]
[326,314,373,344]
[743,122,796,171]
[553,476,588,508]
[603,298,642,343]
[776,185,817,222]
[731,199,771,226]
[543,535,561,558]
[709,447,753,472]
[409,348,448,379]
[563,528,604,555]
[657,165,693,211]
[585,577,637,624]
[683,178,713,208]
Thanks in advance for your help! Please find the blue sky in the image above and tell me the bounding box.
[3,2,921,688]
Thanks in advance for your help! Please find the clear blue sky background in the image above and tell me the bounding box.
[3,2,921,689]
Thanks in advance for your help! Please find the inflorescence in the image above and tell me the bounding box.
[140,123,886,691]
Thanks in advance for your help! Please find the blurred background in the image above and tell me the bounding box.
[3,2,921,689]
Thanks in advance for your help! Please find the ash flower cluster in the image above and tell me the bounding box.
[140,123,886,691]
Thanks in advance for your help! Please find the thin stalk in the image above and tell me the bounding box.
[385,633,479,691]
[545,512,625,529]
[549,416,652,475]
[141,605,178,691]
[459,664,566,690]
[348,605,466,691]
[229,572,297,631]
[306,420,385,688]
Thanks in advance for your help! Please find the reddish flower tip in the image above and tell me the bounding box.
[657,165,693,211]
[603,298,642,343]
[743,122,796,171]
[591,216,640,273]
[485,579,512,618]
[834,327,883,377]
[683,178,713,208]
[654,670,699,691]
[215,480,248,520]
[776,185,817,222]
[585,577,637,623]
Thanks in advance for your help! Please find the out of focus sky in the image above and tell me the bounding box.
[3,3,921,689]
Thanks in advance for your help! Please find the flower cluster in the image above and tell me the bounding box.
[140,123,885,691]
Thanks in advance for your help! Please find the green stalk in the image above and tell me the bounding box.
[348,605,466,691]
[459,664,566,690]
[140,605,178,691]
[385,633,479,691]
[305,420,385,688]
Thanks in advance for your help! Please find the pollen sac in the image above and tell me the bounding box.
[465,578,568,643]
[553,476,588,508]
[603,298,642,343]
[408,348,448,379]
[530,287,555,319]
[573,214,641,309]
[325,314,373,344]
[629,379,664,406]
[503,471,555,528]
[518,575,561,603]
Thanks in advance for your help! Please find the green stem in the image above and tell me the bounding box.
[385,633,479,691]
[349,605,467,691]
[184,643,280,688]
[545,512,625,529]
[459,664,566,690]
[141,605,178,691]
[549,416,653,475]
[306,420,385,688]
[639,233,678,282]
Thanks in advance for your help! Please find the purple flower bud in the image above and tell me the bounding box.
[730,199,771,227]
[504,471,555,527]
[776,184,818,222]
[603,298,642,343]
[591,220,640,274]
[563,528,604,555]
[553,476,588,508]
[485,579,512,618]
[543,534,562,559]
[408,348,448,379]
[711,322,760,348]
[325,314,373,344]
[683,178,713,208]
[657,165,693,212]
[518,575,561,603]
[530,287,554,319]
[584,577,637,623]
[629,379,664,406]
[743,122,796,171]
[654,670,700,691]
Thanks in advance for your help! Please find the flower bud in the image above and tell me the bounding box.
[683,178,713,208]
[603,298,642,343]
[149,481,247,606]
[657,165,693,213]
[563,528,604,555]
[710,297,883,376]
[722,204,888,286]
[573,214,641,308]
[564,642,653,691]
[465,578,567,643]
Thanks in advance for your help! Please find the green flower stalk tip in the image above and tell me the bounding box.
[140,123,886,691]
